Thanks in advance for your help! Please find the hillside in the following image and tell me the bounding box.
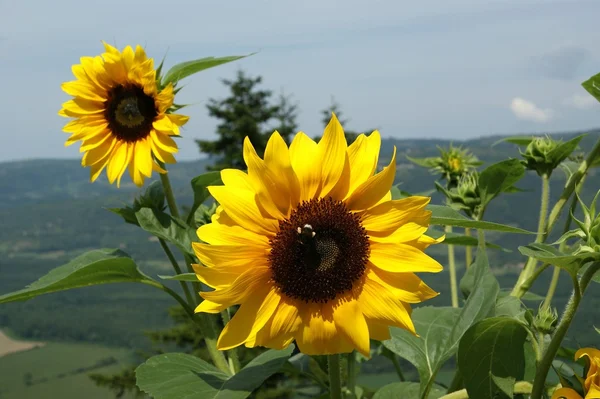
[1,129,600,349]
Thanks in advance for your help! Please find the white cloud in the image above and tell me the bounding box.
[563,93,598,110]
[510,97,553,123]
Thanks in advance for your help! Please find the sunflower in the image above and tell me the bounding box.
[193,114,443,356]
[552,347,600,399]
[58,42,189,187]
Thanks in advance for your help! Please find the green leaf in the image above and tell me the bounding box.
[493,136,534,146]
[518,243,600,276]
[494,296,527,324]
[0,249,153,304]
[162,54,253,86]
[372,382,445,399]
[188,171,222,224]
[383,246,499,396]
[548,135,585,170]
[158,273,199,282]
[582,72,600,103]
[458,317,528,399]
[428,205,533,233]
[405,155,438,168]
[478,159,525,208]
[136,345,294,399]
[135,207,197,259]
[107,206,139,226]
[428,229,510,252]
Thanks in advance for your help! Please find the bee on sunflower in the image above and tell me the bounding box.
[192,114,443,357]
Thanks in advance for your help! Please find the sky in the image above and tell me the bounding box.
[0,0,599,162]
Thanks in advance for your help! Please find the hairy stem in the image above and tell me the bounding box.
[347,352,357,398]
[530,262,600,399]
[464,228,472,268]
[327,354,342,399]
[446,225,459,308]
[390,353,406,382]
[512,173,550,297]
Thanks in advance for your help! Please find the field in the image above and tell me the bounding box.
[0,339,137,399]
[0,330,44,358]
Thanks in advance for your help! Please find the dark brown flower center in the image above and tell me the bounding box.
[105,84,157,142]
[268,197,370,303]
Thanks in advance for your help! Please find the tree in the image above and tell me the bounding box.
[272,90,299,144]
[196,70,280,171]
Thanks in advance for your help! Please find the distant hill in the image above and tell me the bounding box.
[1,128,599,348]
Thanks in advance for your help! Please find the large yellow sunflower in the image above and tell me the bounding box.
[193,114,443,356]
[58,42,189,187]
[552,348,600,399]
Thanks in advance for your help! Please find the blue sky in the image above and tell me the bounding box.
[0,0,599,162]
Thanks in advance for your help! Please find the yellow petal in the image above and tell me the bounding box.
[89,152,111,183]
[201,267,271,304]
[264,131,301,213]
[149,139,176,164]
[217,286,281,350]
[66,123,109,146]
[195,299,226,314]
[327,152,351,201]
[346,147,397,211]
[196,223,269,247]
[248,297,302,349]
[361,196,431,235]
[106,141,129,185]
[60,98,104,117]
[82,137,116,167]
[134,138,153,178]
[243,137,289,219]
[367,211,431,244]
[296,302,355,355]
[551,387,583,399]
[221,169,255,191]
[116,143,134,188]
[369,243,444,273]
[152,115,176,133]
[347,130,381,195]
[156,84,175,113]
[150,130,178,153]
[289,132,320,201]
[317,113,348,197]
[408,234,445,251]
[192,242,268,268]
[366,268,439,303]
[128,150,144,187]
[192,262,256,290]
[79,130,112,152]
[358,277,416,334]
[167,113,189,127]
[61,80,106,102]
[332,296,370,357]
[208,186,279,236]
[366,319,391,341]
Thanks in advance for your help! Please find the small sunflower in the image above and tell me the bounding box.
[58,42,189,187]
[192,114,443,357]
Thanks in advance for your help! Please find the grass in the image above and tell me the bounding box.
[0,341,138,399]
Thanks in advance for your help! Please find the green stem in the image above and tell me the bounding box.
[347,352,357,398]
[439,381,533,399]
[158,238,194,306]
[527,329,542,362]
[542,267,561,309]
[543,174,587,309]
[158,163,180,218]
[327,354,342,399]
[446,225,458,308]
[519,263,550,297]
[156,162,230,375]
[464,228,472,268]
[530,262,600,399]
[390,353,406,382]
[142,279,195,318]
[512,173,550,297]
[221,310,241,374]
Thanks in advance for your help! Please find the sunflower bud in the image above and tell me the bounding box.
[520,136,565,177]
[569,190,600,255]
[408,145,481,188]
[440,172,481,218]
[534,305,558,335]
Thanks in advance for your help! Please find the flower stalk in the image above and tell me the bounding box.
[447,225,459,308]
[530,262,600,399]
[464,228,472,268]
[328,354,343,399]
